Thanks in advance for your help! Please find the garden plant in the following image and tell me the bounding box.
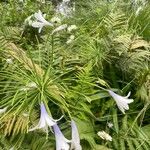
[0,0,150,149]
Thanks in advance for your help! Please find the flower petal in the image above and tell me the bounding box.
[34,10,46,23]
[38,27,43,33]
[53,124,70,150]
[71,120,82,150]
[45,115,56,127]
[34,10,53,26]
[32,22,44,28]
[29,114,46,131]
[124,91,131,98]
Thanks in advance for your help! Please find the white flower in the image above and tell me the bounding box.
[0,107,7,114]
[32,10,53,33]
[6,58,13,64]
[29,102,62,132]
[107,122,113,128]
[108,90,134,114]
[52,24,67,34]
[97,131,112,141]
[56,0,73,17]
[71,120,82,150]
[66,35,75,44]
[53,124,70,150]
[67,25,77,32]
[51,16,61,24]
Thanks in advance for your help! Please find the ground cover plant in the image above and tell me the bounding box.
[0,0,150,149]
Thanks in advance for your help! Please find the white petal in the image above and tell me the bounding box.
[29,116,46,131]
[45,115,56,127]
[53,124,70,150]
[32,22,44,28]
[125,91,131,98]
[34,10,53,26]
[126,98,134,104]
[55,115,64,122]
[38,27,43,33]
[71,120,82,150]
[34,10,46,23]
[116,98,129,110]
[116,101,126,114]
[38,114,47,128]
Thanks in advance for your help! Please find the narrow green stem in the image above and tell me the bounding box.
[51,35,54,65]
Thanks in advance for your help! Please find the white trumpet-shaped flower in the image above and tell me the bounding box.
[29,102,62,132]
[97,131,112,141]
[71,120,82,150]
[53,124,70,150]
[32,10,53,33]
[108,90,134,114]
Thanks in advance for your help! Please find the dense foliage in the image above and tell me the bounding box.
[0,0,150,149]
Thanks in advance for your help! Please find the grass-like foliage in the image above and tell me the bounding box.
[0,0,150,149]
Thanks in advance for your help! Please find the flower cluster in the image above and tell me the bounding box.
[22,8,135,149]
[24,10,77,44]
[97,131,112,141]
[29,102,82,150]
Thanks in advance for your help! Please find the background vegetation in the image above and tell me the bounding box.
[0,0,149,149]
